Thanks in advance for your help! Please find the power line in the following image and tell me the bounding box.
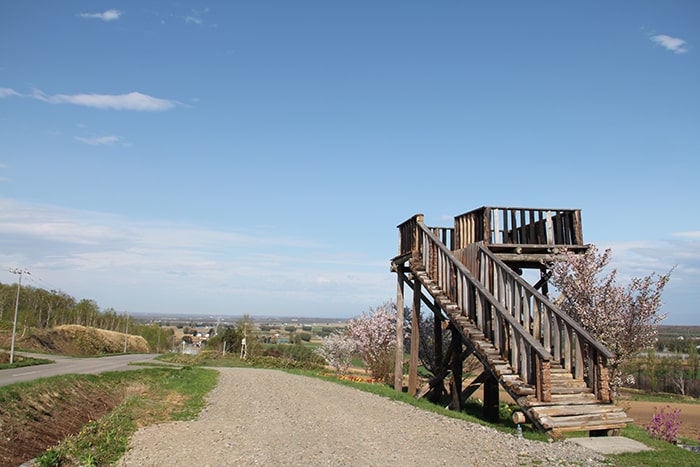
[24,272,61,291]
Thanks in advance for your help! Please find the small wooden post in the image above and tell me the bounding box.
[394,267,405,392]
[408,282,421,395]
[482,207,491,245]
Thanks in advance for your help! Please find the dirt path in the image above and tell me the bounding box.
[118,368,604,466]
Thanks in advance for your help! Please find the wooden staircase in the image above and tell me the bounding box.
[393,208,632,436]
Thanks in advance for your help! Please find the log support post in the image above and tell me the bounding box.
[394,266,405,392]
[408,282,421,395]
[430,306,444,403]
[483,371,500,423]
[450,324,463,411]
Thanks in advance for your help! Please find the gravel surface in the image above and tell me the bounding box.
[118,368,607,466]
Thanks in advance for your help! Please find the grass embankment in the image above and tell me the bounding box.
[0,366,217,466]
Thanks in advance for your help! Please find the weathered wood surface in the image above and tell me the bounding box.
[392,208,629,436]
[453,207,583,249]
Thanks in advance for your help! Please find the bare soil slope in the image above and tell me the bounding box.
[0,378,121,466]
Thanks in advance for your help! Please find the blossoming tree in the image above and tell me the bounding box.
[315,332,356,375]
[549,245,672,393]
[347,301,397,383]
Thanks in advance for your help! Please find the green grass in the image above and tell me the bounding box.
[0,354,54,369]
[608,424,700,466]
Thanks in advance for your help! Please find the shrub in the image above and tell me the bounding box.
[549,246,672,395]
[646,405,682,443]
[315,333,356,375]
[347,302,397,383]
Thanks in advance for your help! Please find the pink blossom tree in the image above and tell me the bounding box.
[347,301,397,383]
[549,245,672,392]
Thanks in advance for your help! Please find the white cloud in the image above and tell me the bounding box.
[1,87,179,111]
[595,237,700,323]
[75,135,121,145]
[79,9,123,22]
[185,8,209,26]
[32,89,178,111]
[650,34,689,54]
[0,87,19,98]
[673,230,700,238]
[0,199,391,317]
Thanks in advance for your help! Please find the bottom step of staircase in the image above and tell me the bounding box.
[527,402,633,433]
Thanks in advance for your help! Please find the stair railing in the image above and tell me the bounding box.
[467,243,613,403]
[401,217,554,402]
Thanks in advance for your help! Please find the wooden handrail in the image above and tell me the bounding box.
[469,243,613,402]
[412,221,553,399]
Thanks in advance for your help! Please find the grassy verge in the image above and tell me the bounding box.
[608,424,700,466]
[0,353,54,369]
[30,367,217,466]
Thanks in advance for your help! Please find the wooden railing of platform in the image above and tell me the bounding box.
[454,207,583,248]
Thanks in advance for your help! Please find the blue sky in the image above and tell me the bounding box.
[1,2,698,323]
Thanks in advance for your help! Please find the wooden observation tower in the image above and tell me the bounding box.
[391,206,631,437]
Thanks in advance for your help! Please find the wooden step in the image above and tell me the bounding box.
[553,422,629,434]
[493,364,514,376]
[550,386,593,395]
[537,412,634,431]
[532,404,628,417]
[521,395,601,408]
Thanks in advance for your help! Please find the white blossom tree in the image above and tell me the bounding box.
[315,332,356,375]
[347,301,397,382]
[549,245,672,392]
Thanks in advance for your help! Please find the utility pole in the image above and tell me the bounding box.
[123,312,129,353]
[9,268,30,364]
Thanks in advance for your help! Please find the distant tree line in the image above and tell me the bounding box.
[0,281,173,352]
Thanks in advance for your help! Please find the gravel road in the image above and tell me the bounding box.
[118,368,606,466]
